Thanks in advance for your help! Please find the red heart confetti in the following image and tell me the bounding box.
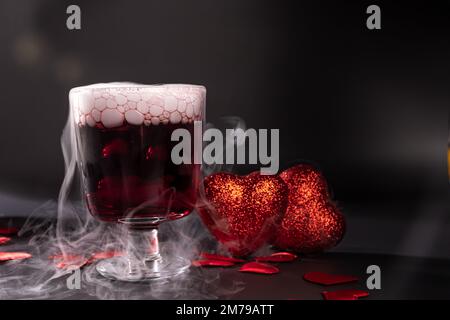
[255,252,298,263]
[55,260,88,270]
[49,253,82,261]
[0,227,19,235]
[54,256,88,270]
[200,252,245,263]
[0,252,32,262]
[192,259,235,267]
[304,271,358,286]
[0,237,11,245]
[49,253,88,270]
[322,289,369,300]
[86,251,124,265]
[239,262,279,275]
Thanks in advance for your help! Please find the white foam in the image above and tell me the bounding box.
[69,83,206,128]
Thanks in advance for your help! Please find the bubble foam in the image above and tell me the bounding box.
[69,83,206,128]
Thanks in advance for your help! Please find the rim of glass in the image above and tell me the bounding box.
[69,82,206,94]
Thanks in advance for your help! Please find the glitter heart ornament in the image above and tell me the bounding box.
[274,164,345,253]
[198,172,288,257]
[0,227,19,235]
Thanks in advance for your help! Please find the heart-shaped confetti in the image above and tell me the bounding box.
[192,259,235,267]
[55,260,88,270]
[87,251,124,264]
[239,262,279,275]
[200,252,245,263]
[0,227,19,235]
[49,254,88,270]
[0,252,32,262]
[255,252,298,263]
[0,237,11,245]
[54,256,88,270]
[322,289,369,300]
[49,253,82,261]
[304,271,358,285]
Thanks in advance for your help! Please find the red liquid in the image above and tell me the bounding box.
[76,123,199,225]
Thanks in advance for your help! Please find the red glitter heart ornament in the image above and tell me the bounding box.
[0,252,32,262]
[0,227,19,235]
[239,262,279,274]
[303,271,358,285]
[0,237,11,245]
[192,259,235,267]
[255,252,298,263]
[274,164,345,253]
[198,172,288,257]
[322,289,369,300]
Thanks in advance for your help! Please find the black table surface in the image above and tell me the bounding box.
[1,216,450,299]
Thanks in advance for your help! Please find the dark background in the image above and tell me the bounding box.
[0,1,448,258]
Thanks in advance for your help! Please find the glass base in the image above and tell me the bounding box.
[95,256,190,282]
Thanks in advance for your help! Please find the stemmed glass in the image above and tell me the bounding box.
[69,83,205,281]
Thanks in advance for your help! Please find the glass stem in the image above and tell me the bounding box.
[126,228,161,273]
